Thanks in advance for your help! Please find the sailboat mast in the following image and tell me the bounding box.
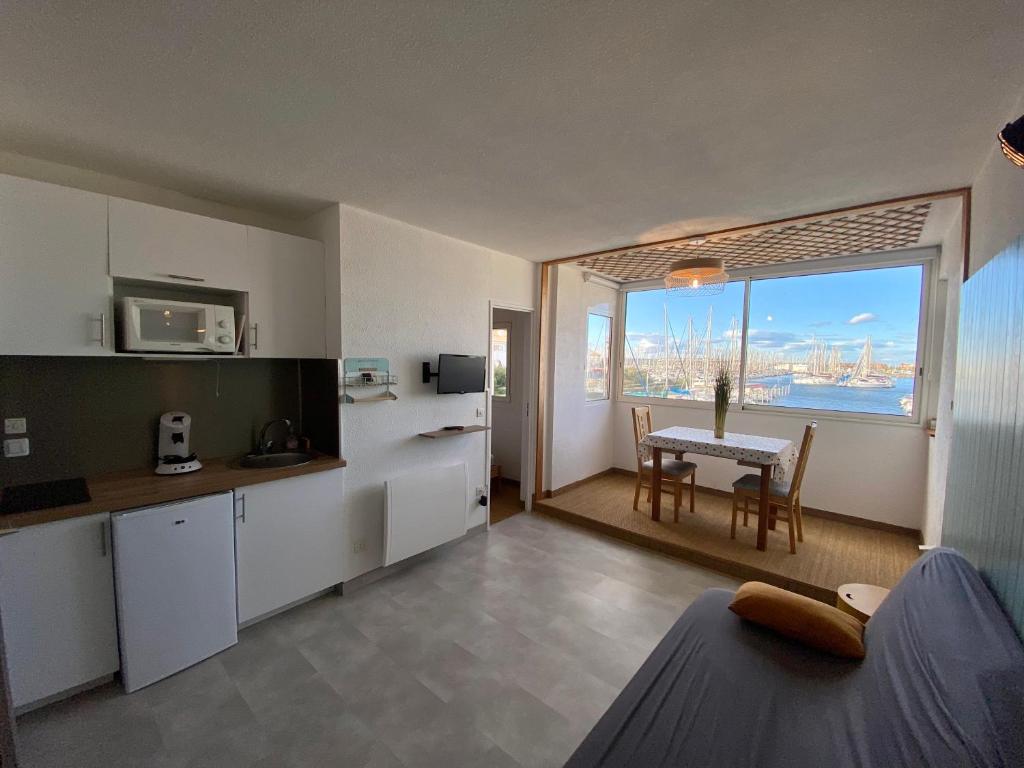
[704,306,713,385]
[663,303,669,392]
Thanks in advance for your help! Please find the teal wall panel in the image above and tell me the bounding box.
[943,234,1024,635]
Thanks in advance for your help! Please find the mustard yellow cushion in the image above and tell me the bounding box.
[729,581,866,659]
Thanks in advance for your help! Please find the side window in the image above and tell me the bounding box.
[491,323,510,400]
[586,313,611,401]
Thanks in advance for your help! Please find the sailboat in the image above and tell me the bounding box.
[843,336,894,388]
[793,337,836,385]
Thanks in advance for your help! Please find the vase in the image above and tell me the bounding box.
[714,396,728,439]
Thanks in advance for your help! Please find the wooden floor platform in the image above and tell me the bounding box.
[535,472,920,602]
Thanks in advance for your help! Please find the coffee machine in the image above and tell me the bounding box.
[156,411,202,475]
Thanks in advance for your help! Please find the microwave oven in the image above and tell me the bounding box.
[120,297,236,354]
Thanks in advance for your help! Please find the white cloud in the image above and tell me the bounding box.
[847,312,877,325]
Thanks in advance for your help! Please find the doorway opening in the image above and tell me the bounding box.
[489,305,533,525]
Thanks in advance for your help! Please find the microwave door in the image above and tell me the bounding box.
[135,305,210,351]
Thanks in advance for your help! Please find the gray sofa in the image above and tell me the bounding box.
[565,548,1024,767]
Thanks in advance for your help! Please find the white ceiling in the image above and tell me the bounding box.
[1,2,1021,261]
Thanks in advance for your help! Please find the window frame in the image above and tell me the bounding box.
[615,247,937,427]
[586,311,613,403]
[491,321,512,402]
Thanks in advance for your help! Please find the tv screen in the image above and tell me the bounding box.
[437,354,486,394]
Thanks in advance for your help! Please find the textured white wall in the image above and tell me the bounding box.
[550,266,617,490]
[922,216,963,544]
[331,204,535,580]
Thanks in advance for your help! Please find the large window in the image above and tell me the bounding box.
[491,324,510,400]
[622,263,926,419]
[586,313,611,401]
[623,281,745,402]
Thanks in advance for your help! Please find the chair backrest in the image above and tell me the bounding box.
[788,421,817,498]
[631,406,653,465]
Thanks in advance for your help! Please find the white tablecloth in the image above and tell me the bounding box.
[641,427,797,481]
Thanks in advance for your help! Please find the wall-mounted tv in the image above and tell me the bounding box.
[437,354,486,394]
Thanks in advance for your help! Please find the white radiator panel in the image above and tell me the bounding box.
[385,462,468,566]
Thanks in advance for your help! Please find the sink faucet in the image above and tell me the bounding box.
[257,419,291,454]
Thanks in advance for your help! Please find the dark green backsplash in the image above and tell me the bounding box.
[0,357,307,486]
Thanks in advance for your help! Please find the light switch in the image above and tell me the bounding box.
[3,438,29,458]
[4,417,26,434]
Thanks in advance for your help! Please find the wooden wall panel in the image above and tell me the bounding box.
[943,234,1024,636]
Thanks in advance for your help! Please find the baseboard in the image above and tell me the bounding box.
[340,522,487,596]
[550,468,618,497]
[609,467,919,538]
[14,674,116,717]
[238,587,338,630]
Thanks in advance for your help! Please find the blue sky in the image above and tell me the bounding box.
[624,265,923,365]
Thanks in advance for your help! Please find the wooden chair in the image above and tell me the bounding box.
[730,421,816,554]
[631,406,697,522]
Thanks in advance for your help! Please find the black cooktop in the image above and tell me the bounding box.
[0,477,91,515]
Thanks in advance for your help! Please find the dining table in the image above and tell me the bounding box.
[640,426,796,551]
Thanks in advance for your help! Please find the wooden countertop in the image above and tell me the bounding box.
[0,454,346,531]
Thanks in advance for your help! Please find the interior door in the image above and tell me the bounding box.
[0,175,112,355]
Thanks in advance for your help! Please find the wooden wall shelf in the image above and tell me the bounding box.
[418,425,490,439]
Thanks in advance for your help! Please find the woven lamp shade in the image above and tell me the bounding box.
[664,257,729,296]
[999,115,1024,169]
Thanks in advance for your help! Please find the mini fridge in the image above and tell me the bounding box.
[112,492,237,692]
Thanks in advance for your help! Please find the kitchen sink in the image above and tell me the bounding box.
[239,452,314,469]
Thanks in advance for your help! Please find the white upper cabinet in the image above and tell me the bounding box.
[246,227,326,358]
[0,174,112,355]
[109,197,249,290]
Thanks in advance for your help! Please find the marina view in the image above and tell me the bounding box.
[613,265,924,417]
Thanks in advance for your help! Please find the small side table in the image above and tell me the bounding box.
[836,583,890,623]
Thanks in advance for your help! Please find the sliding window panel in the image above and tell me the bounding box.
[621,281,745,402]
[742,265,924,418]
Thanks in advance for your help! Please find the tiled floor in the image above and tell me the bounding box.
[16,512,740,768]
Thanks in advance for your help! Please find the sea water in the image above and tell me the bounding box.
[749,375,914,416]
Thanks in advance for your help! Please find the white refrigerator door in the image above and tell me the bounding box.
[112,492,237,692]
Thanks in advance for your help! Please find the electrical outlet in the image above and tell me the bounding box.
[476,408,485,417]
[352,539,366,553]
[4,417,26,434]
[3,438,29,458]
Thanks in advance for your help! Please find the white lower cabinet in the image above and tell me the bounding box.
[235,469,344,624]
[0,513,119,709]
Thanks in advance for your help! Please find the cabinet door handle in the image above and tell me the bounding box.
[251,323,259,351]
[235,494,246,524]
[165,273,206,282]
[92,313,107,346]
[100,520,109,557]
